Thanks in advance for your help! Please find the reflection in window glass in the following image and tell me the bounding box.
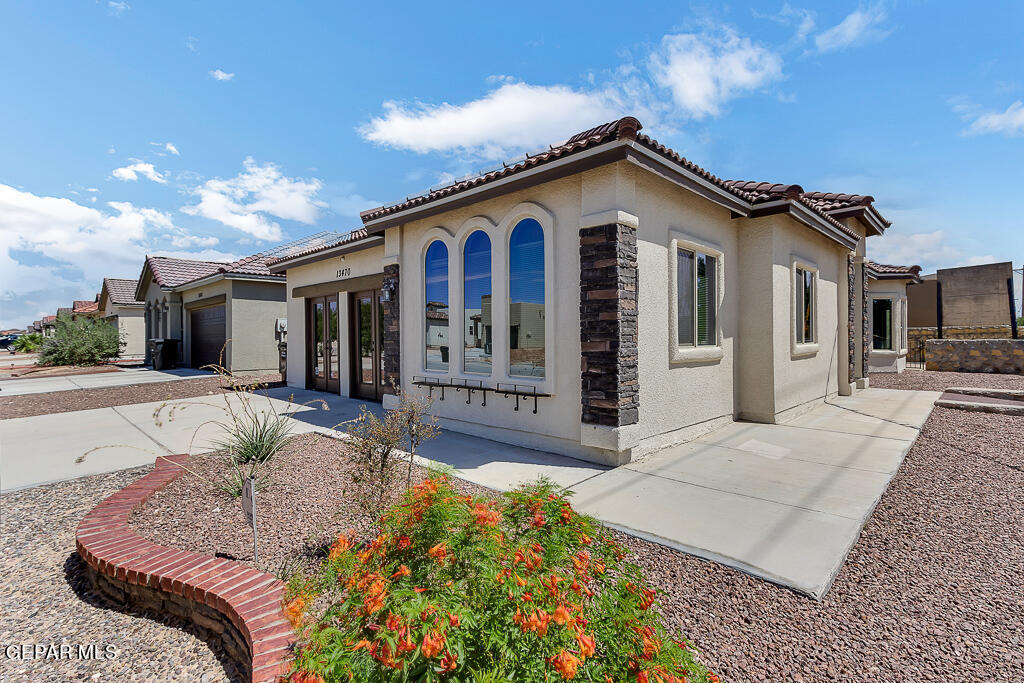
[359,296,373,383]
[463,230,492,374]
[676,249,694,345]
[312,301,324,377]
[509,219,545,377]
[795,268,815,343]
[872,298,893,350]
[328,299,339,379]
[424,240,449,371]
[677,248,717,346]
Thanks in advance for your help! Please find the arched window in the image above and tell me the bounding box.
[424,240,449,371]
[463,231,492,374]
[508,218,545,378]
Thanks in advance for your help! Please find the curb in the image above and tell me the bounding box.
[75,454,294,682]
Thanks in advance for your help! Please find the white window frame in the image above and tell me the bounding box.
[668,230,724,364]
[791,257,819,358]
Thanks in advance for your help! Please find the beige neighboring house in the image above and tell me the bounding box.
[270,116,906,466]
[866,261,922,373]
[72,297,101,320]
[98,278,147,360]
[134,234,336,373]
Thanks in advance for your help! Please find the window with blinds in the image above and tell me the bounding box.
[677,248,717,347]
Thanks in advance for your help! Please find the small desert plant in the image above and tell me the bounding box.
[39,312,124,366]
[395,386,440,489]
[285,476,717,682]
[12,333,43,353]
[346,405,406,519]
[209,403,293,496]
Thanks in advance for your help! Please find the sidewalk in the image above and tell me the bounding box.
[0,367,212,396]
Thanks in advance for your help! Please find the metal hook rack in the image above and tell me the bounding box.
[409,377,550,413]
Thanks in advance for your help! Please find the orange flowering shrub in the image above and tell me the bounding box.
[287,476,715,682]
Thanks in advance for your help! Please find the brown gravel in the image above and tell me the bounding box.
[871,368,1024,392]
[0,373,282,420]
[127,409,1024,682]
[0,467,234,682]
[129,434,494,575]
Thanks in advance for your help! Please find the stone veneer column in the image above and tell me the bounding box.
[848,254,856,384]
[381,263,401,391]
[579,223,639,427]
[862,262,871,372]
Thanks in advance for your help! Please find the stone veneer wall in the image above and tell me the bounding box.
[925,339,1024,374]
[381,263,401,390]
[848,254,856,384]
[861,262,870,372]
[579,223,639,427]
[909,325,1013,343]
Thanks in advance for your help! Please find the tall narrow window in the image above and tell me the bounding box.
[509,218,545,378]
[424,240,449,371]
[795,267,815,344]
[901,298,908,350]
[463,230,492,374]
[677,248,717,346]
[872,298,893,350]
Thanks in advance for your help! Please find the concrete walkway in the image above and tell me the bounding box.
[568,388,939,598]
[0,367,213,396]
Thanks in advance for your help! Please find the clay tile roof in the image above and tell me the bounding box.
[57,307,72,317]
[265,228,371,265]
[147,256,227,288]
[43,315,57,323]
[104,278,144,306]
[724,180,805,204]
[866,260,922,279]
[801,191,874,212]
[72,300,99,314]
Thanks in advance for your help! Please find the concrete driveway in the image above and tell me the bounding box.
[0,367,213,396]
[568,388,939,598]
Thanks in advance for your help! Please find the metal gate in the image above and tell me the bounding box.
[906,337,926,369]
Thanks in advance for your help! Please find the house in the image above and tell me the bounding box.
[270,117,900,466]
[72,297,101,320]
[134,233,339,372]
[98,278,147,360]
[41,315,57,337]
[866,261,921,372]
[907,261,1017,340]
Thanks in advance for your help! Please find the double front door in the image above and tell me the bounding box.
[307,295,340,393]
[306,290,385,400]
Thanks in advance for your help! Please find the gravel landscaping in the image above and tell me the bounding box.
[871,367,1024,391]
[0,373,282,420]
[0,468,234,682]
[125,403,1023,681]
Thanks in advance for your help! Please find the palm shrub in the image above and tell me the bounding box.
[12,333,43,353]
[39,313,124,366]
[286,476,717,682]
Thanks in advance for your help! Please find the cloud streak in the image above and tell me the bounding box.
[812,4,892,54]
[112,161,167,184]
[209,69,235,81]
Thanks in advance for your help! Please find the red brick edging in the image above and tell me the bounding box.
[75,454,294,682]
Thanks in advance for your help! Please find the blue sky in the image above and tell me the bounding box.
[1,1,1021,329]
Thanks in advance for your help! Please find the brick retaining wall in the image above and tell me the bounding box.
[75,454,293,682]
[925,339,1024,374]
[909,325,1013,342]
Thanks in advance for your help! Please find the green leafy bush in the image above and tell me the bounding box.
[12,333,44,353]
[39,313,124,366]
[286,476,717,682]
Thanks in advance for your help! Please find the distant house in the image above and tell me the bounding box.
[907,261,1017,339]
[866,261,922,372]
[134,234,336,372]
[98,278,146,359]
[72,297,101,320]
[41,315,57,337]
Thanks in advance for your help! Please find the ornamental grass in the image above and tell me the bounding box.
[286,475,718,682]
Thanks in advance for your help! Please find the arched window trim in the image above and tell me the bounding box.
[417,227,454,375]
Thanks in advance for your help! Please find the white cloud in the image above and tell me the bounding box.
[649,27,783,119]
[108,1,129,15]
[0,184,226,327]
[209,69,235,81]
[963,100,1024,137]
[150,141,180,156]
[182,158,326,241]
[186,36,199,53]
[112,160,167,184]
[813,4,892,54]
[866,229,994,273]
[361,23,783,158]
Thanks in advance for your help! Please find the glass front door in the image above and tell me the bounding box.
[351,289,385,400]
[307,295,339,393]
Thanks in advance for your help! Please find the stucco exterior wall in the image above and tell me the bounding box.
[284,244,386,392]
[867,278,909,373]
[115,307,146,358]
[180,280,232,369]
[228,281,286,373]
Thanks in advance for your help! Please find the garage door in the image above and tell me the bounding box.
[190,305,226,370]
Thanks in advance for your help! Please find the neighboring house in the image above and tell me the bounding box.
[32,320,42,334]
[41,315,57,337]
[270,116,902,466]
[907,261,1017,339]
[72,297,101,320]
[98,278,147,359]
[866,261,921,372]
[135,233,338,372]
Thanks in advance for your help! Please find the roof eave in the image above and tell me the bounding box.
[268,235,385,273]
[747,200,859,250]
[826,205,888,236]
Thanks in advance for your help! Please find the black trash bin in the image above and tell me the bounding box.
[150,338,179,371]
[278,341,287,382]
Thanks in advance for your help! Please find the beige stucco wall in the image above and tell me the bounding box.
[180,279,232,369]
[228,280,286,373]
[284,244,387,393]
[867,278,909,373]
